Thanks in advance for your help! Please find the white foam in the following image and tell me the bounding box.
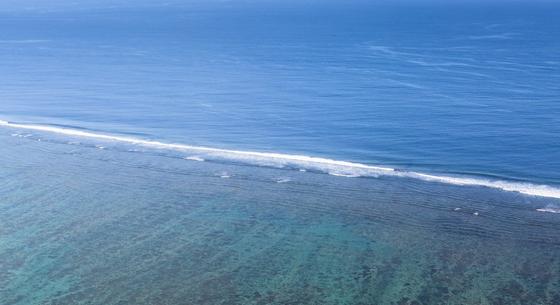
[328,172,362,178]
[536,204,560,214]
[537,208,560,214]
[185,156,205,162]
[218,172,231,179]
[2,119,560,200]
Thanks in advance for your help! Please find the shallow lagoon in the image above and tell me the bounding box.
[1,129,560,305]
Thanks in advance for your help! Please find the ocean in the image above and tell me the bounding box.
[1,1,560,304]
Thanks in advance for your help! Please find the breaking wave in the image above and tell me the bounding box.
[2,119,560,199]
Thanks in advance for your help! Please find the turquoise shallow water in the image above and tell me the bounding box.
[1,1,560,304]
[1,127,560,305]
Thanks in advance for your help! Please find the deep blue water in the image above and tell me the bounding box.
[1,2,559,185]
[1,2,560,304]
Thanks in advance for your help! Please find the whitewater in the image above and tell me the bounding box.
[2,119,560,200]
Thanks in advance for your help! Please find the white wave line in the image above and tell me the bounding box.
[2,119,560,199]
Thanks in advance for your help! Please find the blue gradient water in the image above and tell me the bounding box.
[1,2,560,304]
[1,2,559,185]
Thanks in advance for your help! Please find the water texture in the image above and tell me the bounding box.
[1,1,560,304]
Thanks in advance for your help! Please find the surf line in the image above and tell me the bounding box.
[1,119,560,200]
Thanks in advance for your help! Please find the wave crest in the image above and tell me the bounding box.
[2,120,560,200]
